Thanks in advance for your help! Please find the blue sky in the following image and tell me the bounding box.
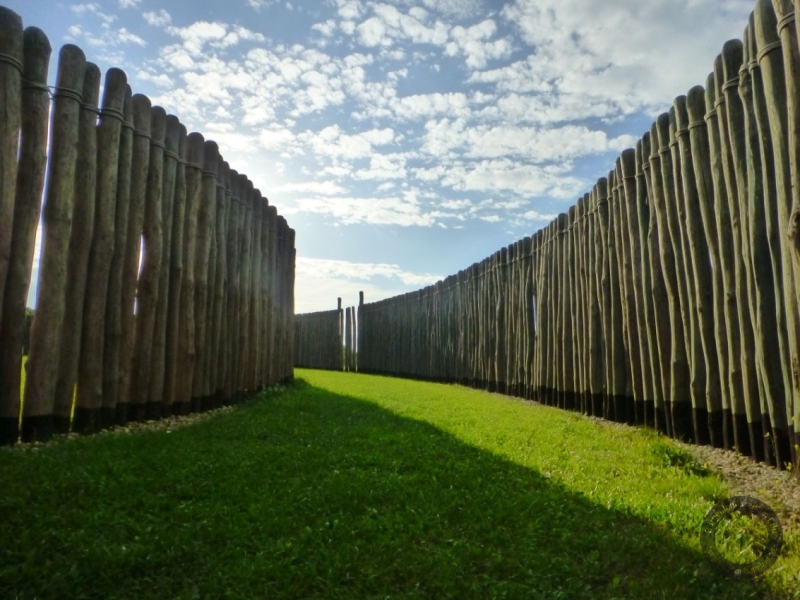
[12,0,753,312]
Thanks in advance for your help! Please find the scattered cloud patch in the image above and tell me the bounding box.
[143,10,171,27]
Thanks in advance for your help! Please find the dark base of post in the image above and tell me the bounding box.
[145,401,162,422]
[706,409,724,449]
[670,402,694,443]
[72,407,99,435]
[561,390,575,412]
[129,402,147,423]
[53,414,71,435]
[191,396,203,414]
[590,393,603,418]
[99,407,116,430]
[642,399,655,429]
[692,406,709,447]
[633,400,643,425]
[750,419,764,463]
[20,415,54,443]
[721,409,732,451]
[160,402,173,419]
[765,422,793,470]
[654,402,669,435]
[115,402,129,426]
[624,395,636,425]
[732,412,752,458]
[0,417,19,445]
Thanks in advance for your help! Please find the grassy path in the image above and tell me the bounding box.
[1,369,798,599]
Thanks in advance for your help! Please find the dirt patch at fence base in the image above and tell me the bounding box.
[585,414,800,529]
[12,404,236,449]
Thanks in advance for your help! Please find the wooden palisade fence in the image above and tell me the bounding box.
[307,0,800,474]
[294,296,357,371]
[0,7,296,445]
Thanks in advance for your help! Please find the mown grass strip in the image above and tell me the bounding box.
[0,370,797,599]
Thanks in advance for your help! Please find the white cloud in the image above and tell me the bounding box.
[445,19,512,69]
[523,210,558,221]
[312,19,337,37]
[70,3,116,25]
[165,21,265,54]
[116,28,146,46]
[248,0,278,10]
[118,0,141,7]
[421,118,636,163]
[492,0,756,117]
[336,0,364,21]
[272,181,348,195]
[286,195,436,227]
[294,257,443,313]
[143,10,172,27]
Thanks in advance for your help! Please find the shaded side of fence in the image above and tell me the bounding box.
[353,0,800,473]
[0,7,296,445]
[294,297,357,371]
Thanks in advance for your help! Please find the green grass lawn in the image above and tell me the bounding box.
[1,369,798,599]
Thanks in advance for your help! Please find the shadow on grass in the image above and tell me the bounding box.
[0,378,782,599]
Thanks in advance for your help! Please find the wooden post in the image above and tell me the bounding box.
[115,94,152,424]
[0,25,51,445]
[674,95,723,447]
[587,184,604,416]
[706,69,748,451]
[337,297,343,370]
[686,86,732,448]
[720,42,761,460]
[0,7,23,327]
[650,115,689,439]
[235,177,254,394]
[257,197,269,386]
[162,124,188,416]
[189,141,218,410]
[561,213,576,409]
[72,67,127,433]
[21,44,86,442]
[612,159,636,424]
[127,105,166,423]
[636,137,662,428]
[53,62,101,432]
[209,160,230,405]
[147,114,181,418]
[247,191,263,389]
[742,22,791,465]
[756,0,799,467]
[621,149,649,425]
[100,84,133,427]
[782,0,800,471]
[176,132,204,414]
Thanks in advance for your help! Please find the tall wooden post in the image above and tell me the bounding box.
[53,62,101,432]
[0,25,51,445]
[147,114,181,418]
[128,106,167,423]
[21,44,87,442]
[0,7,23,327]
